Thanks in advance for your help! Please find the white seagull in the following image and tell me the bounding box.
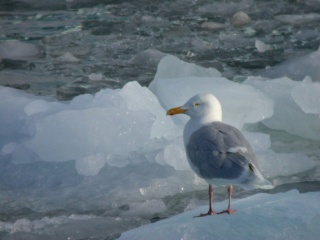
[167,93,273,217]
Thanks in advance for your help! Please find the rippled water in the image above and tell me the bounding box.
[1,0,320,239]
[1,0,320,99]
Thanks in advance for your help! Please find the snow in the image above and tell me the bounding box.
[119,190,320,240]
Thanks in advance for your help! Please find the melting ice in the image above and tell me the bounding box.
[1,54,320,239]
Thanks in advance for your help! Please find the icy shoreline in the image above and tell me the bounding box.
[1,55,320,239]
[119,190,320,240]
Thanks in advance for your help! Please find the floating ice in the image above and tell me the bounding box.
[25,83,159,164]
[244,132,316,180]
[129,49,168,67]
[150,55,273,130]
[88,73,104,81]
[244,76,320,140]
[255,39,273,53]
[275,13,320,25]
[119,190,320,240]
[291,77,320,115]
[55,52,80,62]
[0,87,38,146]
[261,48,320,81]
[0,40,43,60]
[155,137,189,171]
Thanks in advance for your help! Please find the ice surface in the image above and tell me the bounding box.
[243,132,316,180]
[261,48,320,81]
[244,76,320,140]
[150,55,273,130]
[291,77,320,115]
[119,190,320,240]
[24,82,166,165]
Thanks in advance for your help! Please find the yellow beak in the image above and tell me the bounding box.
[166,106,187,116]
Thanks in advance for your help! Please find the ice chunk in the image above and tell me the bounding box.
[75,154,107,176]
[151,55,221,83]
[88,73,104,81]
[291,77,320,115]
[150,55,273,130]
[261,48,320,81]
[55,52,80,62]
[155,137,189,171]
[26,106,154,162]
[0,40,43,60]
[21,81,177,168]
[118,80,177,139]
[0,87,36,146]
[244,76,320,140]
[24,100,51,116]
[119,190,320,240]
[244,132,316,180]
[275,13,320,25]
[255,39,273,53]
[129,49,168,67]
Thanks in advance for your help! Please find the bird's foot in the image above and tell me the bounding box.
[217,208,237,215]
[194,209,216,218]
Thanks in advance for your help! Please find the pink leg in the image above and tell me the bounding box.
[194,184,216,217]
[218,185,237,215]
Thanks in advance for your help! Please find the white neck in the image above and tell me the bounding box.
[183,115,221,146]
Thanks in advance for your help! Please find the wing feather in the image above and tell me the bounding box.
[186,122,258,180]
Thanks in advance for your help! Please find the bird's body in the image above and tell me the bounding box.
[167,93,273,216]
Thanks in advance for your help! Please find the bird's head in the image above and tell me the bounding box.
[166,93,222,122]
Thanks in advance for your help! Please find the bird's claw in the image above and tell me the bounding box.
[217,208,237,215]
[193,210,216,218]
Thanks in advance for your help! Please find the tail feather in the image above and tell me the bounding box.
[240,177,274,190]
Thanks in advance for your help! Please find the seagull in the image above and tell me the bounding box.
[167,93,273,217]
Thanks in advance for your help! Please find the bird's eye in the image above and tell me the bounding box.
[194,102,200,107]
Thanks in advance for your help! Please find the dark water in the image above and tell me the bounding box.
[1,0,320,239]
[1,0,320,99]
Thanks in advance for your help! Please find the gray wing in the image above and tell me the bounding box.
[186,122,258,180]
